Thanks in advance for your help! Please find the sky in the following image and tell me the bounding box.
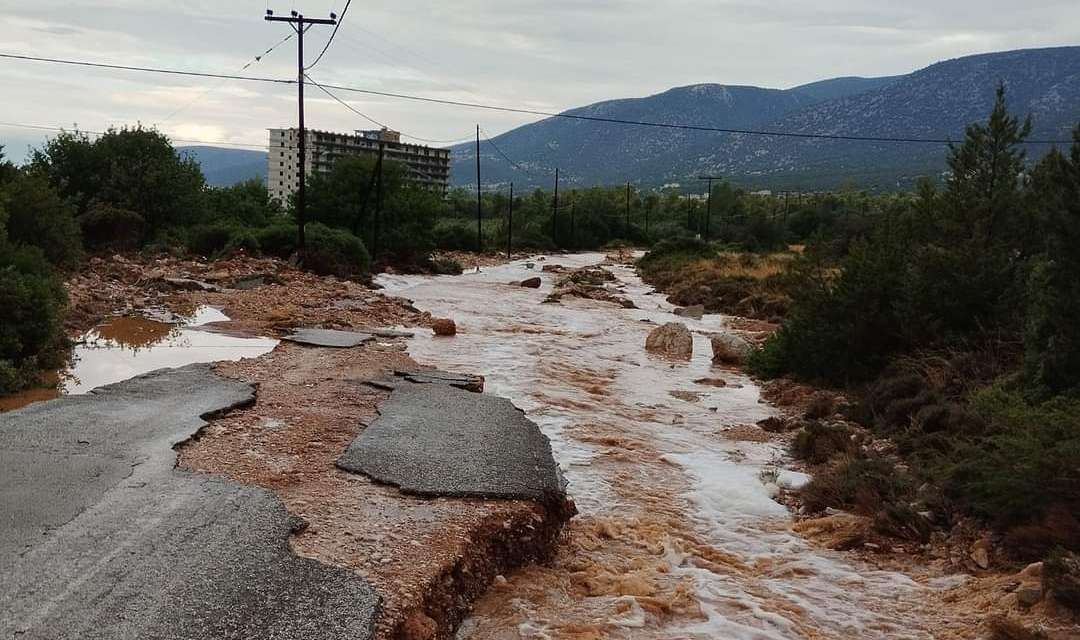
[1,0,1077,164]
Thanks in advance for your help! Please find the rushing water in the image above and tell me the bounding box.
[0,306,277,411]
[379,254,965,640]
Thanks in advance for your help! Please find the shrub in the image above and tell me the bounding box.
[3,173,82,270]
[0,243,68,394]
[255,223,299,259]
[220,228,260,257]
[304,223,370,278]
[1043,548,1080,612]
[800,458,910,514]
[186,223,241,258]
[947,387,1080,526]
[433,219,476,252]
[79,204,145,252]
[790,422,859,464]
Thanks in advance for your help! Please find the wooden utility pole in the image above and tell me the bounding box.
[625,182,631,237]
[698,175,722,241]
[373,141,385,257]
[570,200,576,250]
[507,182,513,259]
[686,193,692,231]
[475,125,482,254]
[264,8,337,256]
[552,168,560,247]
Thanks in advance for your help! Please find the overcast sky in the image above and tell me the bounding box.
[1,0,1076,163]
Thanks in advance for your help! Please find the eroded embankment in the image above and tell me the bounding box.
[178,340,575,639]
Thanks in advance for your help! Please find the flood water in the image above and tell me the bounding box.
[1,306,277,410]
[379,255,971,640]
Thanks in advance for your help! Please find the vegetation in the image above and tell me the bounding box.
[683,86,1080,560]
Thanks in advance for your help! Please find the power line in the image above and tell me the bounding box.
[0,121,268,150]
[157,33,296,126]
[306,74,473,144]
[2,51,1074,145]
[0,52,294,85]
[480,127,547,176]
[306,0,350,70]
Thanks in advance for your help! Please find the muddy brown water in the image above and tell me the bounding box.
[378,254,982,640]
[1,306,276,411]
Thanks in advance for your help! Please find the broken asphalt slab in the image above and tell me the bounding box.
[282,328,376,348]
[0,364,380,640]
[338,376,566,503]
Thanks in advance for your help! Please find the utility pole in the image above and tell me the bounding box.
[625,182,631,238]
[570,199,576,250]
[264,8,336,257]
[552,168,560,248]
[475,125,482,255]
[686,193,692,231]
[507,182,513,259]
[698,175,722,242]
[373,141,385,257]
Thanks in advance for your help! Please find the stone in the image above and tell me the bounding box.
[520,277,542,289]
[674,304,705,320]
[757,416,789,433]
[283,328,375,348]
[694,377,727,388]
[1016,583,1044,607]
[541,264,564,273]
[161,277,220,292]
[432,318,457,336]
[971,546,990,570]
[710,333,754,365]
[645,322,693,360]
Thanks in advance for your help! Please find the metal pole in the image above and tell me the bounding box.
[475,125,482,254]
[507,182,513,259]
[705,177,712,241]
[552,168,560,248]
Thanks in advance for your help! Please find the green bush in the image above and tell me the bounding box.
[0,243,68,394]
[800,458,911,514]
[947,387,1080,525]
[255,223,299,259]
[433,219,476,252]
[3,173,82,271]
[79,204,145,252]
[186,223,260,258]
[221,228,260,256]
[790,422,859,464]
[304,223,370,278]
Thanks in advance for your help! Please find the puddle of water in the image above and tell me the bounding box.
[64,307,277,395]
[377,255,969,639]
[1,306,277,411]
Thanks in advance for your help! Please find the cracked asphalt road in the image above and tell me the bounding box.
[0,364,380,640]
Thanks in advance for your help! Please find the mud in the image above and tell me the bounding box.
[178,342,571,639]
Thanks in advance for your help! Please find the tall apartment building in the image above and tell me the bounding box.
[267,127,451,203]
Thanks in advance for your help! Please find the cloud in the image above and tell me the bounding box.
[1,0,1077,164]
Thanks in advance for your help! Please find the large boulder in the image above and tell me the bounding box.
[710,333,753,365]
[520,277,542,288]
[432,318,457,336]
[674,304,705,320]
[645,322,693,359]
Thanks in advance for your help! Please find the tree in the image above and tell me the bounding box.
[205,178,281,227]
[2,173,82,271]
[31,125,207,233]
[305,154,405,234]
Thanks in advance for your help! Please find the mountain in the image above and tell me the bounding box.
[789,76,903,104]
[177,146,267,187]
[452,46,1080,191]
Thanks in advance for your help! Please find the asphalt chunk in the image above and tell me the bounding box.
[0,364,380,640]
[283,328,377,348]
[338,380,566,502]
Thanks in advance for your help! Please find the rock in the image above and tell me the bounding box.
[541,264,564,273]
[971,546,991,570]
[519,277,542,289]
[432,318,457,336]
[645,322,693,360]
[161,277,220,292]
[757,416,789,433]
[710,333,753,365]
[1016,583,1044,608]
[400,610,438,640]
[1019,562,1043,580]
[524,262,535,269]
[694,377,727,388]
[674,304,705,320]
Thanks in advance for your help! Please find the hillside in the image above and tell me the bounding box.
[177,146,267,187]
[452,46,1080,191]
